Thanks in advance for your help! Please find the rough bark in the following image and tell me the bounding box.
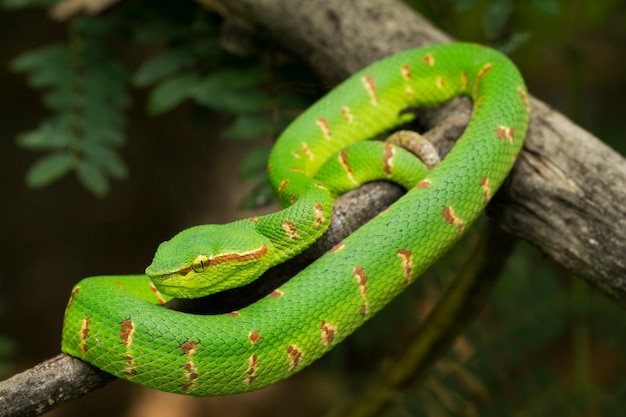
[209,0,626,304]
[3,0,626,415]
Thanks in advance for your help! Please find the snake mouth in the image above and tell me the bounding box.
[149,275,199,299]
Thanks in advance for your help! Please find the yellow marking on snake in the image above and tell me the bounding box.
[383,142,396,178]
[316,117,332,140]
[397,249,414,286]
[401,64,414,97]
[149,283,167,305]
[329,242,345,253]
[353,266,369,317]
[120,319,138,375]
[181,340,200,392]
[360,75,379,106]
[338,150,358,185]
[341,106,354,123]
[417,178,432,189]
[301,142,314,160]
[64,286,80,322]
[314,203,325,227]
[248,330,261,345]
[401,63,412,80]
[480,176,492,204]
[519,87,530,108]
[243,354,259,386]
[315,183,329,192]
[423,53,435,67]
[78,316,91,355]
[119,318,135,348]
[474,63,493,96]
[209,245,269,268]
[320,320,338,347]
[286,344,304,372]
[282,221,299,240]
[269,289,284,298]
[497,126,515,144]
[443,206,465,233]
[277,179,288,199]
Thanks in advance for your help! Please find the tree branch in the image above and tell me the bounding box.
[209,0,626,305]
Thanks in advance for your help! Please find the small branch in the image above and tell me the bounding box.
[212,0,626,306]
[0,354,113,417]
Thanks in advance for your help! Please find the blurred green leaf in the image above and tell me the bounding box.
[452,0,479,12]
[82,141,128,180]
[222,115,274,139]
[16,122,71,150]
[10,44,67,73]
[1,0,57,7]
[238,147,271,181]
[77,161,109,197]
[191,67,271,114]
[134,48,195,87]
[25,152,74,188]
[485,0,513,37]
[238,179,275,209]
[530,0,560,15]
[274,91,310,109]
[147,72,200,115]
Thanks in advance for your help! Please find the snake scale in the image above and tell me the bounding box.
[61,43,529,395]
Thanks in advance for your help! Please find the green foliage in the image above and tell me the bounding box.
[1,0,56,8]
[8,2,315,198]
[238,148,275,209]
[403,0,560,52]
[11,16,130,196]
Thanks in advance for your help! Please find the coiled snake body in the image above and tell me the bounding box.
[61,43,529,395]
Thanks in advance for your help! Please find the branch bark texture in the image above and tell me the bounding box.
[212,0,626,305]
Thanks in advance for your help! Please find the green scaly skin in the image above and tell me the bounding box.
[61,43,529,396]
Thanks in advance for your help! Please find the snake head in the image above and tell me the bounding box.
[145,224,273,298]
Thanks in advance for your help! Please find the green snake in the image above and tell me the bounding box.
[61,43,529,395]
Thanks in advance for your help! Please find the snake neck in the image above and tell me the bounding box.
[250,175,334,267]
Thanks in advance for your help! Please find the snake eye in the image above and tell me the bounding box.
[191,255,210,273]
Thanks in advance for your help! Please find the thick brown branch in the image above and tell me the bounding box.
[211,0,626,305]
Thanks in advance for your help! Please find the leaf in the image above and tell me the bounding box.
[147,73,201,115]
[222,116,274,139]
[27,65,72,89]
[82,141,128,180]
[220,90,271,114]
[16,122,72,150]
[274,91,310,109]
[452,0,479,12]
[25,152,74,188]
[238,147,271,181]
[134,48,195,87]
[10,44,67,73]
[77,160,109,197]
[484,0,513,37]
[530,0,560,15]
[2,0,57,7]
[238,180,275,210]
